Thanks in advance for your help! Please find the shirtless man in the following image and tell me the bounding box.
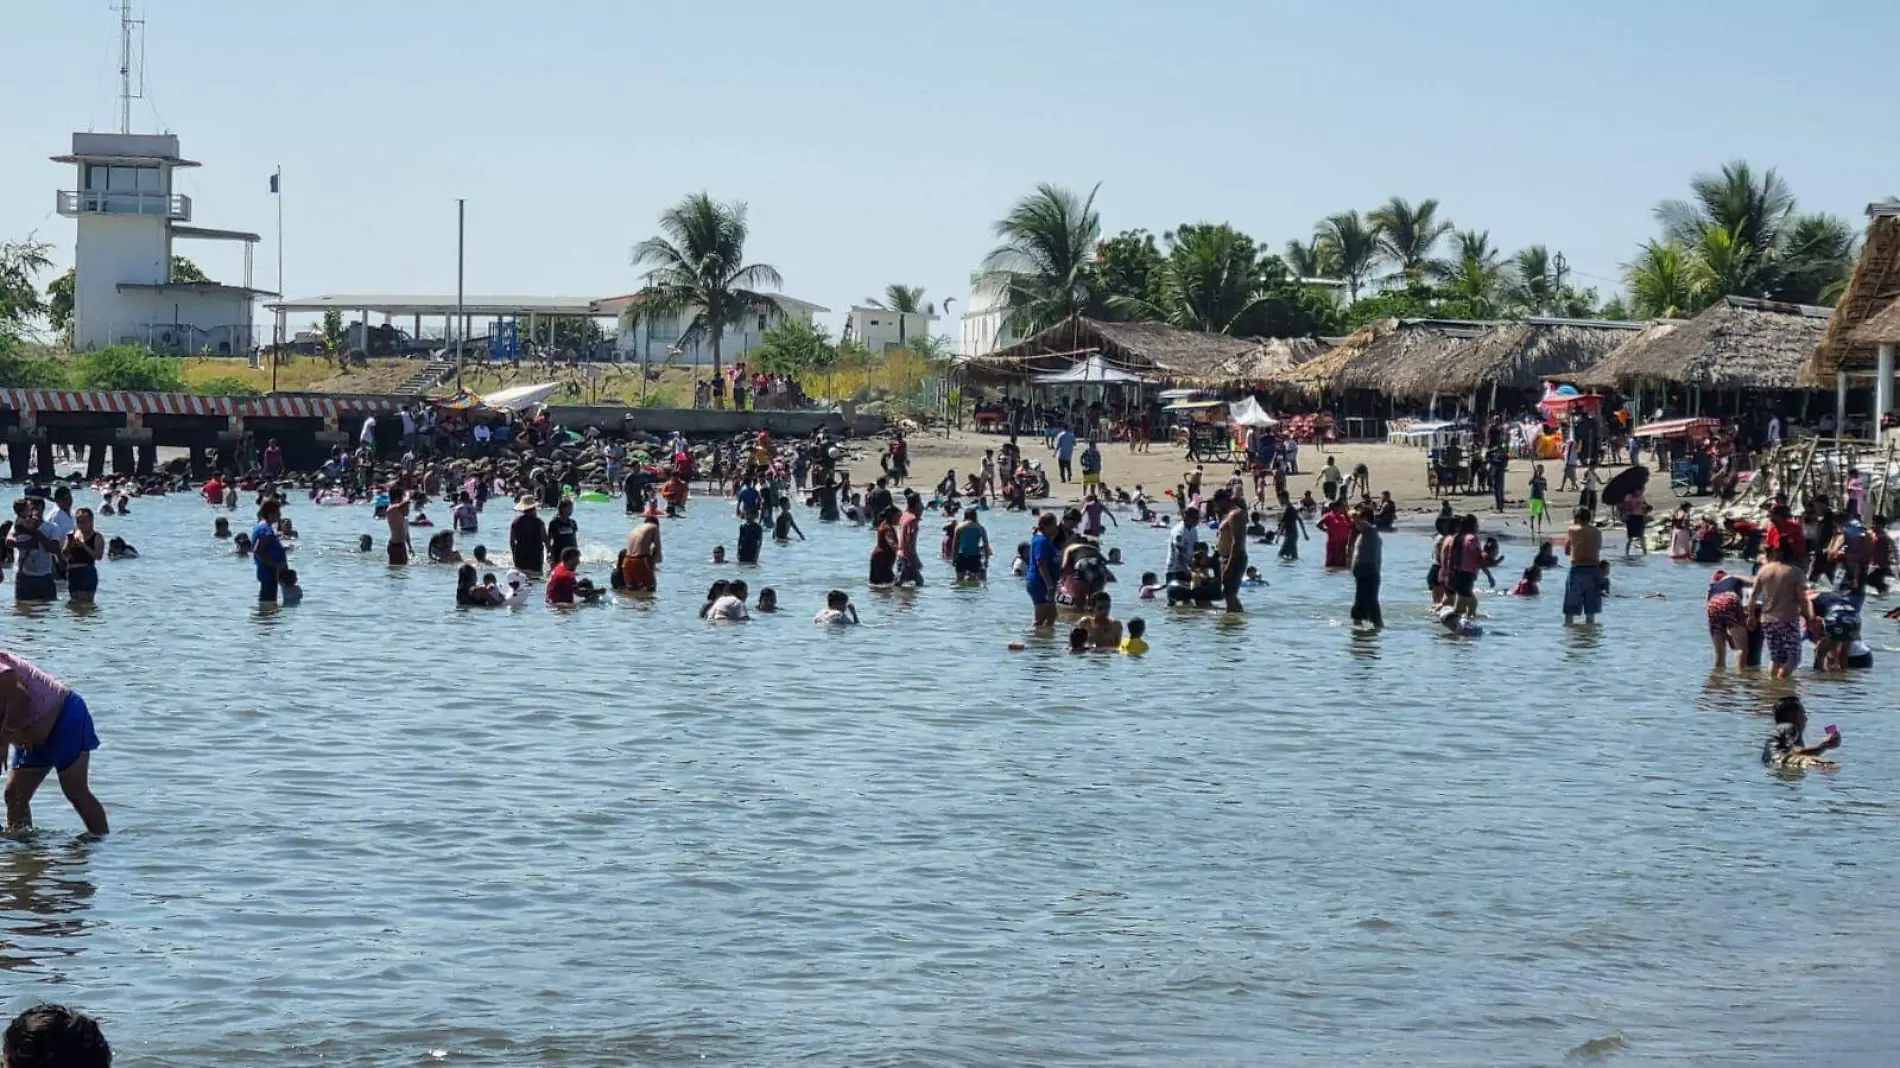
[1212,490,1248,612]
[621,505,664,592]
[1084,591,1123,649]
[385,488,412,566]
[1753,544,1807,679]
[1562,506,1603,625]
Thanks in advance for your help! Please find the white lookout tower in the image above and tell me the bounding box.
[52,4,269,354]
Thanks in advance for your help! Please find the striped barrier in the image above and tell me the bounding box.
[0,389,404,420]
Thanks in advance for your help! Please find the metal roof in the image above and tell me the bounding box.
[174,225,262,243]
[267,294,606,316]
[589,293,830,317]
[120,282,280,297]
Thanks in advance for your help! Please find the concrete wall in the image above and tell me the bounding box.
[74,214,171,349]
[957,292,1014,357]
[545,405,884,439]
[848,308,937,352]
[615,303,818,367]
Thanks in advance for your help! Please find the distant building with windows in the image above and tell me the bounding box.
[53,131,271,353]
[591,293,829,368]
[844,305,937,353]
[958,285,1016,357]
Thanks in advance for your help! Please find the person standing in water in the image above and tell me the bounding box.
[1079,438,1103,499]
[0,652,109,835]
[1026,512,1061,627]
[1212,490,1248,612]
[1562,507,1603,625]
[1349,504,1383,629]
[545,498,580,564]
[622,505,663,592]
[952,507,991,579]
[253,499,290,604]
[1752,544,1806,679]
[385,488,412,565]
[509,497,547,574]
[62,507,106,606]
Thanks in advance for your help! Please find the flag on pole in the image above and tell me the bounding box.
[269,171,279,194]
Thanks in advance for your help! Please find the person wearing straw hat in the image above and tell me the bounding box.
[622,503,663,592]
[509,496,546,575]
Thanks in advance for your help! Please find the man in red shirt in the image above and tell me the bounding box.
[1763,504,1807,567]
[545,548,581,604]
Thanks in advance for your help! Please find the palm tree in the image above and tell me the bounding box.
[1686,226,1754,305]
[1368,196,1453,284]
[1506,245,1557,315]
[1624,240,1701,319]
[1312,211,1384,303]
[1654,160,1795,300]
[1438,232,1508,315]
[1774,213,1857,305]
[976,183,1102,337]
[1109,224,1270,334]
[626,192,783,380]
[865,283,935,345]
[1283,237,1338,281]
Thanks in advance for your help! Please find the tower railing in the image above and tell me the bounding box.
[56,190,191,221]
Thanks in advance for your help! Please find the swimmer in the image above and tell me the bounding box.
[0,653,109,835]
[756,587,778,613]
[1532,540,1560,570]
[1761,695,1840,769]
[276,517,298,540]
[1137,571,1162,600]
[233,532,253,556]
[813,589,859,625]
[1067,625,1092,653]
[710,545,727,564]
[278,569,303,606]
[1241,565,1267,588]
[105,536,137,560]
[1085,591,1123,649]
[357,534,374,553]
[213,517,231,539]
[1434,603,1483,637]
[705,579,749,621]
[427,529,461,563]
[1510,566,1541,596]
[1120,616,1149,655]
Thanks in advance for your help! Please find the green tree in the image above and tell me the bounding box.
[1312,211,1383,303]
[976,182,1103,336]
[1598,295,1632,321]
[1283,237,1339,281]
[320,308,346,350]
[1624,240,1700,319]
[751,318,837,376]
[865,284,932,344]
[1094,229,1165,315]
[1109,223,1271,334]
[1775,213,1856,305]
[625,192,783,380]
[169,256,211,283]
[46,268,74,338]
[1506,245,1557,315]
[1,238,54,340]
[1647,160,1854,305]
[1369,196,1453,284]
[72,345,183,391]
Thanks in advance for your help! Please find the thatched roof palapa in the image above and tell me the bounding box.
[1578,297,1827,391]
[1267,318,1494,397]
[958,317,1260,386]
[1185,336,1332,387]
[1384,318,1643,402]
[1810,210,1900,380]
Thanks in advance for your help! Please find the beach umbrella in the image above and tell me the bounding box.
[1602,465,1650,509]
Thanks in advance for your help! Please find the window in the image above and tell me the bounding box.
[646,315,679,342]
[757,314,768,331]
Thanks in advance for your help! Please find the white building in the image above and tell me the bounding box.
[845,305,937,353]
[591,293,829,367]
[54,132,270,354]
[958,285,1016,357]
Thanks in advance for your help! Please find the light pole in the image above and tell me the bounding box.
[455,198,466,392]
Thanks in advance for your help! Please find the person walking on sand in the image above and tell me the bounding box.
[1527,463,1549,536]
[1054,426,1076,484]
[0,652,109,835]
[1562,506,1604,625]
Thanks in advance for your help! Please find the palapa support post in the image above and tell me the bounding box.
[111,444,134,475]
[136,443,155,476]
[85,443,106,480]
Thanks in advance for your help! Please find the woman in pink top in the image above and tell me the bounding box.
[0,652,108,835]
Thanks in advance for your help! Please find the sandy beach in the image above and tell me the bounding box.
[845,428,1685,540]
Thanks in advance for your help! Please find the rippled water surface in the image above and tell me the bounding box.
[3,490,1899,1066]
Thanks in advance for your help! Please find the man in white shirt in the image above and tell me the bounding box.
[40,486,76,543]
[359,414,378,455]
[1767,415,1782,446]
[399,406,417,442]
[473,423,492,447]
[1166,505,1202,581]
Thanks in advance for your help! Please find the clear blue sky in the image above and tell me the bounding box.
[3,0,1893,341]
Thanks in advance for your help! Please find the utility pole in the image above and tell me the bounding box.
[455,198,465,392]
[272,165,283,391]
[117,0,143,135]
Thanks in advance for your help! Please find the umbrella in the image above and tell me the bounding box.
[1602,465,1649,509]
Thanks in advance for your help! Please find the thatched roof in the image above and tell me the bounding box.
[958,317,1258,385]
[1381,318,1644,402]
[1577,297,1827,390]
[1267,318,1494,396]
[1179,336,1331,387]
[1848,299,1900,346]
[1811,212,1900,378]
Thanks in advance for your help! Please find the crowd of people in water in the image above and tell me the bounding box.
[2,415,1894,846]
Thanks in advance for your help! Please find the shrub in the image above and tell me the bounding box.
[191,376,261,397]
[72,346,184,392]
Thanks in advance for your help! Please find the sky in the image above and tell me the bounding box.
[2,0,1894,345]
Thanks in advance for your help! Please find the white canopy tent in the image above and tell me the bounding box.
[482,381,561,412]
[1228,397,1278,427]
[1030,355,1154,385]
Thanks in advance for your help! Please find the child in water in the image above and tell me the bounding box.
[813,589,858,625]
[1120,617,1149,655]
[1067,625,1092,653]
[1480,537,1503,588]
[1510,566,1541,595]
[1532,540,1559,570]
[279,569,303,606]
[1241,565,1267,588]
[756,587,778,613]
[1137,571,1162,600]
[1761,695,1840,769]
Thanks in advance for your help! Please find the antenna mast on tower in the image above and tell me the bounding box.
[116,0,145,134]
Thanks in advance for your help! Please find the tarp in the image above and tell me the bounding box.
[1227,397,1278,428]
[1540,392,1603,414]
[1164,399,1225,411]
[482,381,560,412]
[1633,416,1720,439]
[1031,355,1153,386]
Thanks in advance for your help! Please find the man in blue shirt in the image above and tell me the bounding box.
[253,499,289,603]
[1026,512,1060,626]
[1054,427,1076,483]
[735,480,761,522]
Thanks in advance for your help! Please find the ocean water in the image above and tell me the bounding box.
[1,490,1897,1066]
